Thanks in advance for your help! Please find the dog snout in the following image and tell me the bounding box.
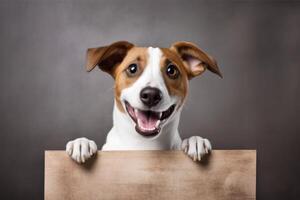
[140,87,162,107]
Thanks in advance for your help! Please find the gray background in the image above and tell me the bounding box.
[0,0,299,199]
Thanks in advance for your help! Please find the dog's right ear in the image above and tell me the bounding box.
[86,41,134,77]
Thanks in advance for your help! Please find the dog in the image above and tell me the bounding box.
[66,41,222,163]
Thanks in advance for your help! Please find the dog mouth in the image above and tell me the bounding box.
[125,101,176,137]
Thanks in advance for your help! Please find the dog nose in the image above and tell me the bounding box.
[140,87,162,107]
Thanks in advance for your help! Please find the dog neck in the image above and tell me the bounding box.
[103,101,182,150]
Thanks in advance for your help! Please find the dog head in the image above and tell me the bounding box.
[86,41,222,138]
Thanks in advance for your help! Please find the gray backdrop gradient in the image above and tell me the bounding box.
[0,0,299,199]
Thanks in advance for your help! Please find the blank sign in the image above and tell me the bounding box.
[45,150,256,200]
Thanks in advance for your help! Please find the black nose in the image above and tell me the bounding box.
[140,87,162,107]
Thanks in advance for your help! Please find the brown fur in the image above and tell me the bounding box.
[160,48,189,107]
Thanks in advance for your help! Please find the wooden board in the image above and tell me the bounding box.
[45,150,256,200]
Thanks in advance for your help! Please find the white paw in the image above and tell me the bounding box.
[66,137,97,163]
[181,136,212,161]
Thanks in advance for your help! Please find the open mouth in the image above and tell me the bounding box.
[125,101,176,137]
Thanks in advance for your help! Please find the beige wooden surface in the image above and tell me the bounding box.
[45,150,256,200]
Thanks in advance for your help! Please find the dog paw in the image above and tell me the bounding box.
[181,136,212,161]
[66,137,97,163]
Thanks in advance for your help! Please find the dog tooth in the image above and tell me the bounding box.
[155,120,161,127]
[137,119,142,127]
[159,112,162,118]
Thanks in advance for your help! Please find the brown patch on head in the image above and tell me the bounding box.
[160,48,189,107]
[160,41,222,108]
[114,47,149,112]
[85,41,149,113]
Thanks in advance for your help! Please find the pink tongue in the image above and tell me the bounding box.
[136,110,159,130]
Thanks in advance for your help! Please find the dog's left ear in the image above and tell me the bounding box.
[86,41,134,77]
[170,41,222,79]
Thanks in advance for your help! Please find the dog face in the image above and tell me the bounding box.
[86,41,222,138]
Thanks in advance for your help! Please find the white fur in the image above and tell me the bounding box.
[66,47,212,163]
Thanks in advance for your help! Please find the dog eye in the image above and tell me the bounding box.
[166,64,180,79]
[126,63,138,76]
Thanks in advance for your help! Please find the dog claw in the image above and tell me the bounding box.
[197,154,201,161]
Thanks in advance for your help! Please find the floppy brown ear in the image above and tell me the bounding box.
[86,41,134,77]
[170,41,222,79]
